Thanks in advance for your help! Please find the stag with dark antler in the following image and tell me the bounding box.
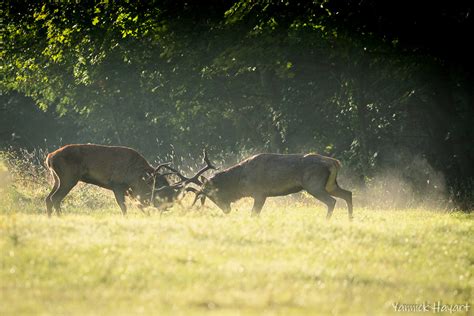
[155,149,217,198]
[183,151,353,220]
[45,144,181,216]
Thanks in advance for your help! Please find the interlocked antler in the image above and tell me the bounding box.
[154,162,172,174]
[185,149,216,185]
[160,149,216,187]
[144,162,174,183]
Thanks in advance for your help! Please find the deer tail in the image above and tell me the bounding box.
[44,154,59,185]
[325,159,341,193]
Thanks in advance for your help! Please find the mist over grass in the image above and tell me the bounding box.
[0,146,465,218]
[0,161,12,192]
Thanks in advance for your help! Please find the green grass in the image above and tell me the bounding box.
[0,182,473,315]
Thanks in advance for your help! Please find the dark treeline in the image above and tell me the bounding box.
[2,1,473,208]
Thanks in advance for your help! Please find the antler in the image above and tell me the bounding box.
[188,188,206,207]
[160,149,216,186]
[144,162,175,183]
[159,165,190,182]
[153,162,172,174]
[186,149,216,185]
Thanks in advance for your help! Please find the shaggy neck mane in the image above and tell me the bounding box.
[212,163,244,201]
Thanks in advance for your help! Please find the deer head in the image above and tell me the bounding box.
[153,149,216,205]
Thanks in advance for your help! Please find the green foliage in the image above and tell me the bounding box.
[2,1,473,207]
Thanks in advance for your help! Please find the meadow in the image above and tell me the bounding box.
[3,1,473,314]
[1,166,473,316]
[0,156,474,315]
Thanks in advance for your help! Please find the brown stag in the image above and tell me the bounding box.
[44,144,178,216]
[185,153,353,220]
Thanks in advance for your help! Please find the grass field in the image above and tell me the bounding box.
[1,181,473,316]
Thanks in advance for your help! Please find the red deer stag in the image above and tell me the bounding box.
[45,144,177,216]
[186,153,353,220]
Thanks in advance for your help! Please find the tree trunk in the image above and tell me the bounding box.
[259,69,285,153]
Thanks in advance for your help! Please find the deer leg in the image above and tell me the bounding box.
[51,181,77,216]
[328,184,353,220]
[113,189,127,216]
[45,178,59,217]
[306,189,337,219]
[251,196,266,217]
[303,173,337,219]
